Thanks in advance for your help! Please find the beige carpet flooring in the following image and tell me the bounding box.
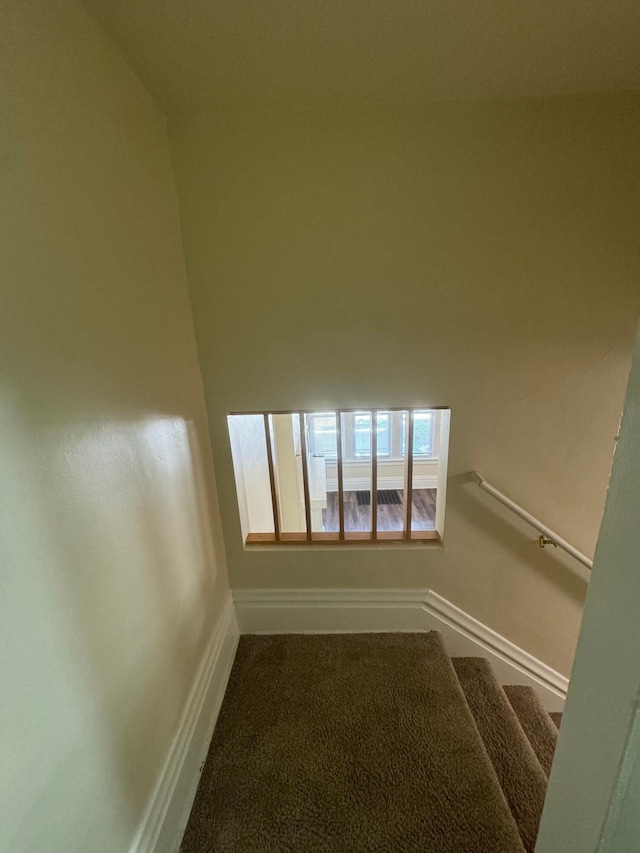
[504,685,559,777]
[549,711,562,729]
[180,633,525,852]
[452,657,548,853]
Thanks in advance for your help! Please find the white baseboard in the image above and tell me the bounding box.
[130,593,240,853]
[125,585,568,853]
[233,588,568,712]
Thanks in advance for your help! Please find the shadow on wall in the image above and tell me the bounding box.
[1,394,223,850]
[448,472,589,605]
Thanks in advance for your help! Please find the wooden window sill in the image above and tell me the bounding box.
[245,530,441,546]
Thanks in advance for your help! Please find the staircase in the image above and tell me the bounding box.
[453,657,560,852]
[181,631,562,852]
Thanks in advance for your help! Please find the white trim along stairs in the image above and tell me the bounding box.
[233,588,568,711]
[132,587,567,853]
[130,594,239,853]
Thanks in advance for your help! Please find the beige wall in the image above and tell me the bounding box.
[537,324,640,852]
[0,1,229,850]
[171,95,640,675]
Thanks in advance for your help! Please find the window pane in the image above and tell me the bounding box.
[377,409,408,532]
[308,412,337,459]
[376,412,390,456]
[353,412,372,457]
[400,411,407,457]
[353,412,389,457]
[413,411,434,456]
[342,412,372,534]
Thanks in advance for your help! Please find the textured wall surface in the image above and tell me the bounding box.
[171,96,640,675]
[0,1,229,850]
[537,326,640,852]
[83,0,640,117]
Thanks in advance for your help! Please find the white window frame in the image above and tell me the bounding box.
[307,410,440,465]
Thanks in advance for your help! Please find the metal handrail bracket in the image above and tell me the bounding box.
[469,471,593,571]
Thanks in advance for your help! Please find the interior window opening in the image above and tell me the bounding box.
[227,408,451,546]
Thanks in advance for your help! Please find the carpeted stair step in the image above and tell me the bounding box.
[504,685,559,777]
[181,633,525,852]
[550,711,562,729]
[452,657,548,853]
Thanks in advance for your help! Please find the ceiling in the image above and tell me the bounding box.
[83,0,640,120]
